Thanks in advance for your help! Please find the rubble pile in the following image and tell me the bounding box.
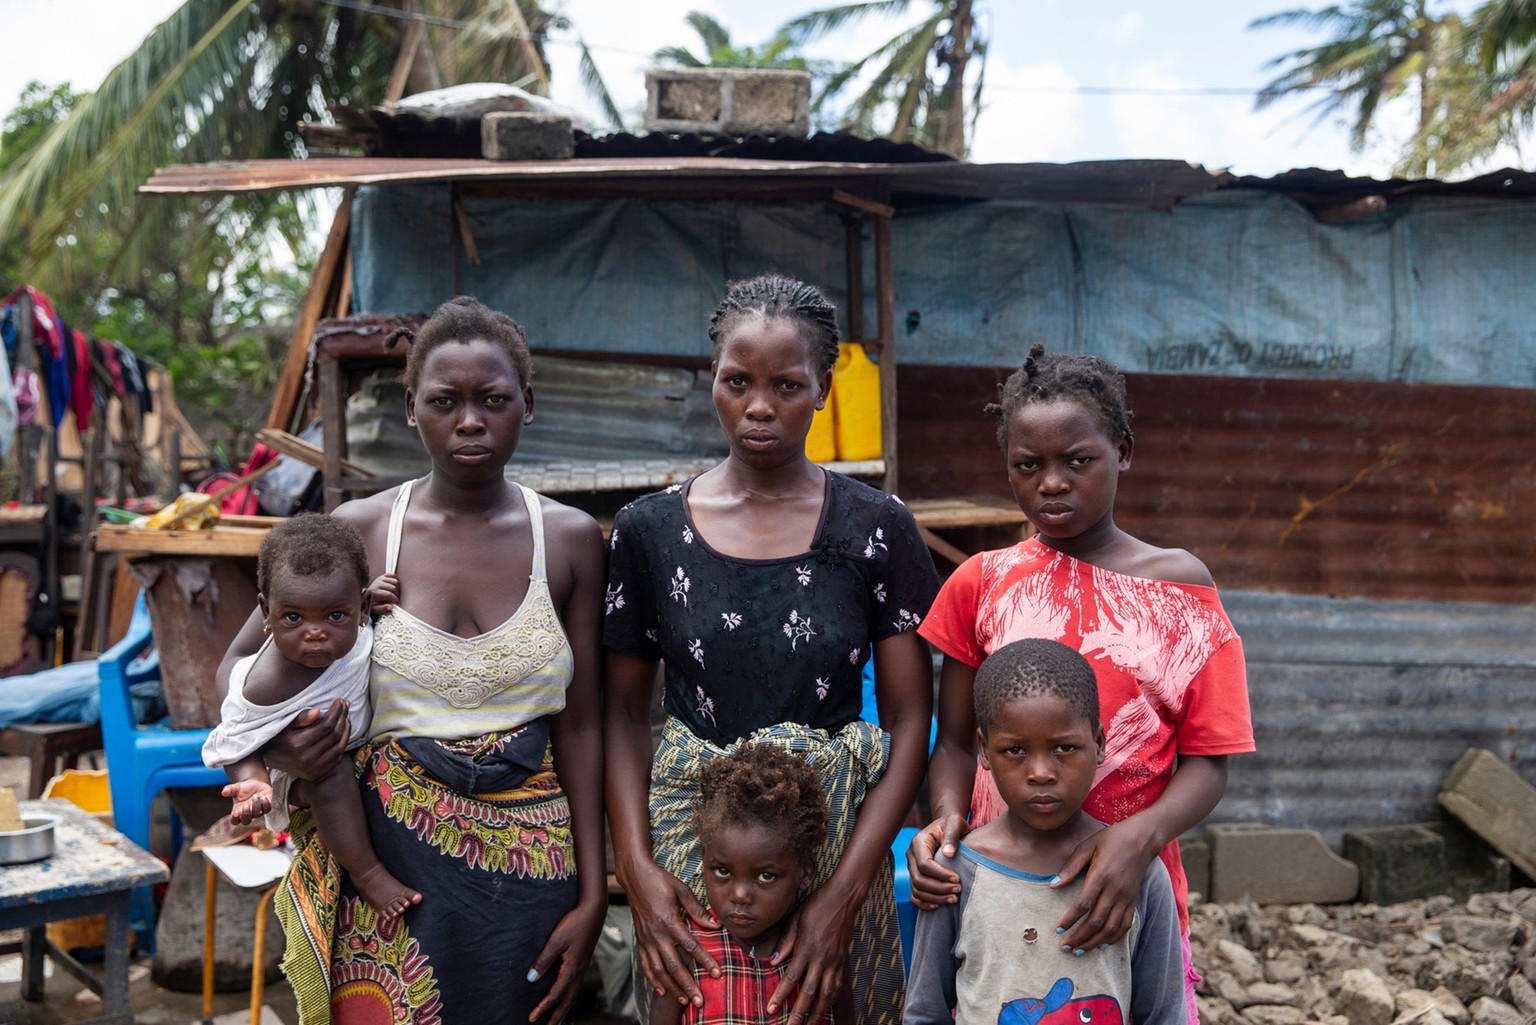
[1192,889,1536,1025]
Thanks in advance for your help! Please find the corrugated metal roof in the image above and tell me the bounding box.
[141,155,1232,210]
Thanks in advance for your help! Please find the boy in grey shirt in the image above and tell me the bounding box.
[905,639,1184,1025]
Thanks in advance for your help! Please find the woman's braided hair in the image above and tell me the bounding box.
[387,295,533,391]
[694,743,828,866]
[985,343,1133,448]
[707,273,841,375]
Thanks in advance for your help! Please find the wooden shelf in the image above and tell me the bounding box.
[93,524,268,558]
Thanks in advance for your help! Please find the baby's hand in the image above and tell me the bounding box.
[366,573,400,615]
[223,780,274,826]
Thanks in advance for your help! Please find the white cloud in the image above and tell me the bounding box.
[969,57,1083,163]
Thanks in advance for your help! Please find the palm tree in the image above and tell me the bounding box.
[776,0,987,159]
[653,11,811,70]
[1470,0,1536,129]
[0,0,619,334]
[1250,0,1479,176]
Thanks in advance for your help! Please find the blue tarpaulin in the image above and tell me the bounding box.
[352,184,1536,388]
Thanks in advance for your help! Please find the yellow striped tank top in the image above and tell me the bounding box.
[368,479,573,741]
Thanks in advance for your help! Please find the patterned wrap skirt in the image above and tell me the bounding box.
[642,717,905,1025]
[274,719,579,1025]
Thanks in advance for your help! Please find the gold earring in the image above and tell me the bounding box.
[262,624,270,635]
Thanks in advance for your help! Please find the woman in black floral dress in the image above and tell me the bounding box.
[605,274,940,1025]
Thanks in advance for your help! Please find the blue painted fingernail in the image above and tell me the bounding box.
[1073,948,1085,957]
[1099,943,1109,950]
[1048,875,1062,885]
[1056,927,1065,934]
[1061,943,1072,951]
[526,969,540,982]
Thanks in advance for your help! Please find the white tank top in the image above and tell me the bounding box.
[367,479,574,741]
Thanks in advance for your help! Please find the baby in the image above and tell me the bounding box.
[202,513,419,919]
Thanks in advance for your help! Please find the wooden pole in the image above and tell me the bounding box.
[873,193,898,495]
[263,192,353,434]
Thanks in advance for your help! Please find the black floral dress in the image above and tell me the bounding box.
[604,471,941,747]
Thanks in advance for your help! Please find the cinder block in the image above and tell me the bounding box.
[481,111,574,161]
[1181,834,1210,899]
[1345,823,1450,905]
[1438,748,1536,880]
[645,68,810,136]
[1208,822,1359,905]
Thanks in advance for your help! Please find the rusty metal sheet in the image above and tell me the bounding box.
[897,365,1536,604]
[140,155,1229,210]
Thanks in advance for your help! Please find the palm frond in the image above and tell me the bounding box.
[778,0,916,47]
[686,12,733,56]
[577,34,627,130]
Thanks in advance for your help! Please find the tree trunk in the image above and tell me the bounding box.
[934,0,974,160]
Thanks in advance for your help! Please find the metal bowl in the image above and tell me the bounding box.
[0,815,56,864]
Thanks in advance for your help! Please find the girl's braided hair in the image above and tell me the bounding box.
[694,743,828,866]
[707,273,841,375]
[985,343,1133,448]
[386,295,533,391]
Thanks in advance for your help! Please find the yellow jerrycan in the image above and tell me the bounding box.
[805,382,837,462]
[832,342,882,460]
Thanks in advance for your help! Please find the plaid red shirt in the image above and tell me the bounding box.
[683,920,790,1025]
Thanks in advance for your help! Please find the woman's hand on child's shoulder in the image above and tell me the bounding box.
[1050,818,1159,953]
[906,814,969,910]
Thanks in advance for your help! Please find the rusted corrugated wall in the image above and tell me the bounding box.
[898,366,1535,604]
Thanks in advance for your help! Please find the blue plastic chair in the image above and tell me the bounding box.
[98,593,225,949]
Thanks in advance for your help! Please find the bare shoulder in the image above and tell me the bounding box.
[331,489,400,556]
[535,494,604,555]
[1129,541,1215,588]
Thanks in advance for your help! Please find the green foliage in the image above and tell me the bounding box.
[775,0,985,158]
[1252,0,1531,176]
[653,11,827,72]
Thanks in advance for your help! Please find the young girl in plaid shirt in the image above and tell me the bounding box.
[651,743,856,1025]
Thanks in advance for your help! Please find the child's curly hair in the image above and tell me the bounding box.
[257,513,369,598]
[694,744,828,866]
[985,342,1132,448]
[386,295,533,391]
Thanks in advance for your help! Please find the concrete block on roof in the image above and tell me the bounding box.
[1438,748,1536,881]
[645,68,811,136]
[481,112,574,161]
[1208,822,1360,904]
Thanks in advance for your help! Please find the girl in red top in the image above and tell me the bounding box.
[908,344,1254,1024]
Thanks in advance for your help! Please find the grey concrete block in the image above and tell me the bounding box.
[1438,748,1536,880]
[644,68,810,136]
[481,112,574,161]
[1181,834,1210,899]
[1345,823,1450,904]
[1208,822,1360,904]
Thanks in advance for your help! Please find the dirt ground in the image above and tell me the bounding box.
[5,753,1535,1025]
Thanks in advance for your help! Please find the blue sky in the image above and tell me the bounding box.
[0,0,1496,179]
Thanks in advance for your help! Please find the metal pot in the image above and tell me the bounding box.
[0,816,56,864]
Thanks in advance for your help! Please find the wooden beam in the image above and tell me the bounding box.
[320,360,347,511]
[264,192,353,433]
[832,189,894,219]
[93,524,269,558]
[254,428,374,478]
[873,200,898,495]
[918,526,971,568]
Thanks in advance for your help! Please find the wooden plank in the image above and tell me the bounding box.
[918,525,971,568]
[831,189,894,219]
[264,193,353,433]
[255,428,374,477]
[320,359,347,512]
[92,525,268,558]
[907,495,1026,530]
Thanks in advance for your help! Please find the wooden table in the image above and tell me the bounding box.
[0,798,169,1025]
